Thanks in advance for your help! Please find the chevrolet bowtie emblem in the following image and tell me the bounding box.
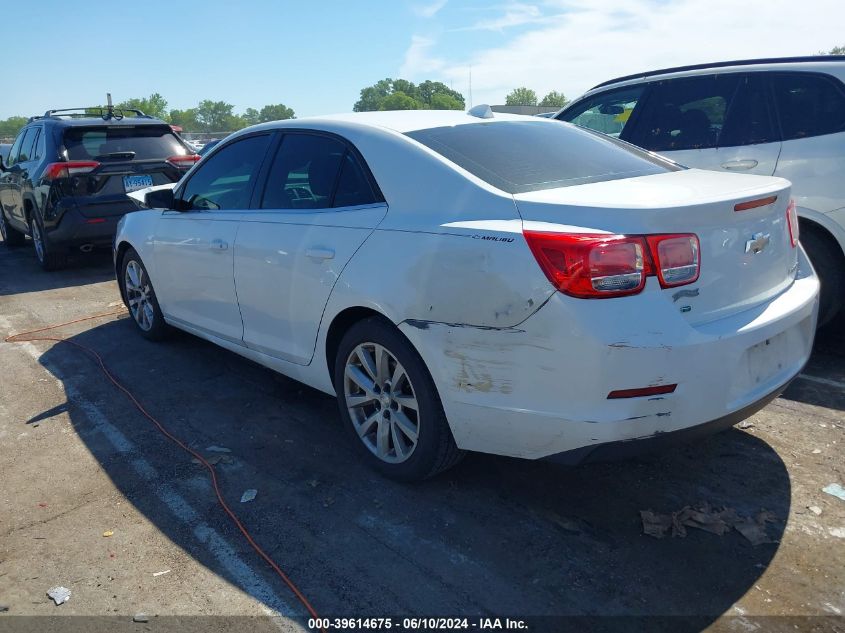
[745,232,771,254]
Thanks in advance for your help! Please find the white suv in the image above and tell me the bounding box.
[557,56,845,325]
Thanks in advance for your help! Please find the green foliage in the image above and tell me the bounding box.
[168,108,199,130]
[117,93,168,118]
[354,78,465,111]
[505,87,538,106]
[0,116,27,138]
[539,91,568,108]
[824,45,845,55]
[258,104,295,122]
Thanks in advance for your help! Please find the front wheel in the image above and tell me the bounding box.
[121,248,169,341]
[334,317,463,481]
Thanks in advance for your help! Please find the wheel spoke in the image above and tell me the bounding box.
[391,423,406,459]
[356,411,379,437]
[393,410,419,443]
[375,344,390,385]
[126,263,141,289]
[346,364,376,396]
[355,347,378,383]
[346,393,377,409]
[394,394,418,411]
[376,418,390,457]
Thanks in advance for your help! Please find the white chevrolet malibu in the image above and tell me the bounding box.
[115,108,819,481]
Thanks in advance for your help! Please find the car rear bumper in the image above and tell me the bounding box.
[399,246,819,460]
[44,205,124,250]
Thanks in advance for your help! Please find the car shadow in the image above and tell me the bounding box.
[31,316,791,629]
[0,241,114,297]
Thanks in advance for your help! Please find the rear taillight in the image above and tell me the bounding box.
[167,154,201,169]
[646,234,700,287]
[786,199,799,248]
[42,161,100,181]
[523,231,700,299]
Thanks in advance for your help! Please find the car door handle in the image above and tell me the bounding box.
[305,248,335,261]
[721,159,758,171]
[209,238,228,251]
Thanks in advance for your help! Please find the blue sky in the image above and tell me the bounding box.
[3,0,843,120]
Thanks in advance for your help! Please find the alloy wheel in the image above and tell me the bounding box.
[344,342,420,464]
[124,260,155,331]
[0,212,7,241]
[30,218,44,262]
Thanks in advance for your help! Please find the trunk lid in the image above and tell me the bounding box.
[514,169,796,324]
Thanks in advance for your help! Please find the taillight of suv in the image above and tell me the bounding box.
[523,231,700,298]
[42,161,100,181]
[167,154,201,170]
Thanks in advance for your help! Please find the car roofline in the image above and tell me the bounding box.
[591,55,845,90]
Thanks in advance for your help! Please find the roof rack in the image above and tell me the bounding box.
[591,55,845,90]
[27,106,153,124]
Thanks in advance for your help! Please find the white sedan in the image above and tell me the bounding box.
[114,108,819,480]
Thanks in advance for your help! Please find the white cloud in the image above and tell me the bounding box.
[458,3,544,31]
[413,0,449,18]
[406,0,845,106]
[400,35,447,78]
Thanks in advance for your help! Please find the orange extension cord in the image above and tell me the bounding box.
[5,309,323,625]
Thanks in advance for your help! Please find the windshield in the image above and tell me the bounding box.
[406,120,681,194]
[64,126,189,161]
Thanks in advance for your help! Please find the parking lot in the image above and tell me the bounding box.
[0,241,843,631]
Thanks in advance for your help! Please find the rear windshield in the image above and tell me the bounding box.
[406,120,682,194]
[64,126,188,161]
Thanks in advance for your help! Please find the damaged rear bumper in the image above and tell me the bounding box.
[543,378,791,465]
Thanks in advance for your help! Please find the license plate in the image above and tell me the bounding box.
[123,175,154,193]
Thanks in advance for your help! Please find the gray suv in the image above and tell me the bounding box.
[557,56,845,325]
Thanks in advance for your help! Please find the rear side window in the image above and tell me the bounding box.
[771,72,845,140]
[406,120,680,194]
[633,75,741,151]
[558,85,645,139]
[180,134,272,210]
[261,133,378,209]
[63,126,188,161]
[17,128,37,162]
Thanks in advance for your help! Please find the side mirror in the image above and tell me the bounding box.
[145,187,176,210]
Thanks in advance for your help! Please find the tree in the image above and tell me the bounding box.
[539,91,568,108]
[195,100,237,132]
[242,107,261,126]
[824,45,845,55]
[354,78,465,111]
[168,108,199,131]
[380,91,420,110]
[505,87,538,106]
[117,93,168,118]
[0,116,28,138]
[258,104,295,122]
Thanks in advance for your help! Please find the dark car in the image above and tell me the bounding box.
[0,107,199,270]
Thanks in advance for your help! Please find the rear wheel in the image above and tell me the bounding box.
[121,248,169,341]
[801,225,844,328]
[29,214,67,271]
[334,317,463,481]
[0,209,26,247]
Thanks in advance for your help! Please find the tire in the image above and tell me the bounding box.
[120,247,170,341]
[801,226,844,328]
[29,213,67,271]
[334,316,464,481]
[0,209,26,247]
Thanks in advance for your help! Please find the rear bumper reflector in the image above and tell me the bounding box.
[607,384,677,399]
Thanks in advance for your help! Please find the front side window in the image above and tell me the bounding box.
[180,134,272,210]
[260,133,379,210]
[771,72,845,141]
[558,85,645,139]
[633,74,741,151]
[406,120,680,194]
[14,128,36,164]
[718,74,777,147]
